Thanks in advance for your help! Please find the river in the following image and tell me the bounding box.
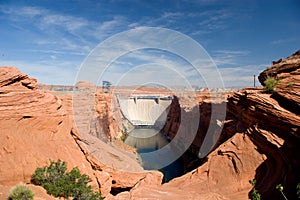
[124,128,184,182]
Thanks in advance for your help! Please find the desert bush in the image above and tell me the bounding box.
[8,183,34,200]
[249,179,261,200]
[263,76,280,93]
[287,82,294,87]
[31,160,102,200]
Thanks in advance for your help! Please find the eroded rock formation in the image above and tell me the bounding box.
[259,49,300,114]
[0,66,97,187]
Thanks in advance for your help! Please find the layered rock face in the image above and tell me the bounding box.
[259,50,300,114]
[108,51,300,199]
[0,67,97,187]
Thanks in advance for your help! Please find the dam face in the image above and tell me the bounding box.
[118,96,172,126]
[118,94,184,182]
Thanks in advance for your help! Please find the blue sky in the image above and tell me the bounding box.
[0,0,299,87]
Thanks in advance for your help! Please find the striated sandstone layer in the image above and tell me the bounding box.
[0,67,97,187]
[259,49,300,114]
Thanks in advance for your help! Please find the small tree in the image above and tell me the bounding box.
[263,76,280,93]
[102,81,112,93]
[276,184,288,200]
[8,183,34,200]
[249,179,261,200]
[31,160,102,200]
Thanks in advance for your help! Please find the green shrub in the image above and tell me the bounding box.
[287,82,294,87]
[276,183,288,200]
[263,76,280,93]
[297,183,300,198]
[31,160,102,200]
[249,179,261,200]
[8,183,34,200]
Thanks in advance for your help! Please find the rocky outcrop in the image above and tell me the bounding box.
[0,67,37,90]
[0,67,97,187]
[259,50,300,114]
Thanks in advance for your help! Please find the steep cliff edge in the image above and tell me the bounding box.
[108,51,300,200]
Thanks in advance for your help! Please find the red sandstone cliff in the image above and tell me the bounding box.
[0,67,98,198]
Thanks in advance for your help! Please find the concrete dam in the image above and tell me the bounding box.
[118,95,173,126]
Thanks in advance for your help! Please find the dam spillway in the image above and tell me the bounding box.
[118,95,172,126]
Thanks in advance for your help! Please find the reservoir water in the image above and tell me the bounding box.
[124,128,184,182]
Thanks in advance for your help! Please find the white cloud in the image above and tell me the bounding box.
[93,16,129,40]
[2,6,89,32]
[41,14,89,32]
[27,49,86,56]
[161,12,184,19]
[1,5,94,56]
[0,6,39,17]
[15,6,44,17]
[211,50,250,66]
[270,38,299,45]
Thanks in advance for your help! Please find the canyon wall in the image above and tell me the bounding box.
[107,50,300,200]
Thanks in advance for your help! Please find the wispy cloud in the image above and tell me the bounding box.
[1,6,39,17]
[26,49,86,56]
[41,13,89,32]
[270,38,299,45]
[1,6,92,54]
[2,6,89,32]
[211,50,250,66]
[162,12,184,19]
[93,16,129,40]
[197,10,230,30]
